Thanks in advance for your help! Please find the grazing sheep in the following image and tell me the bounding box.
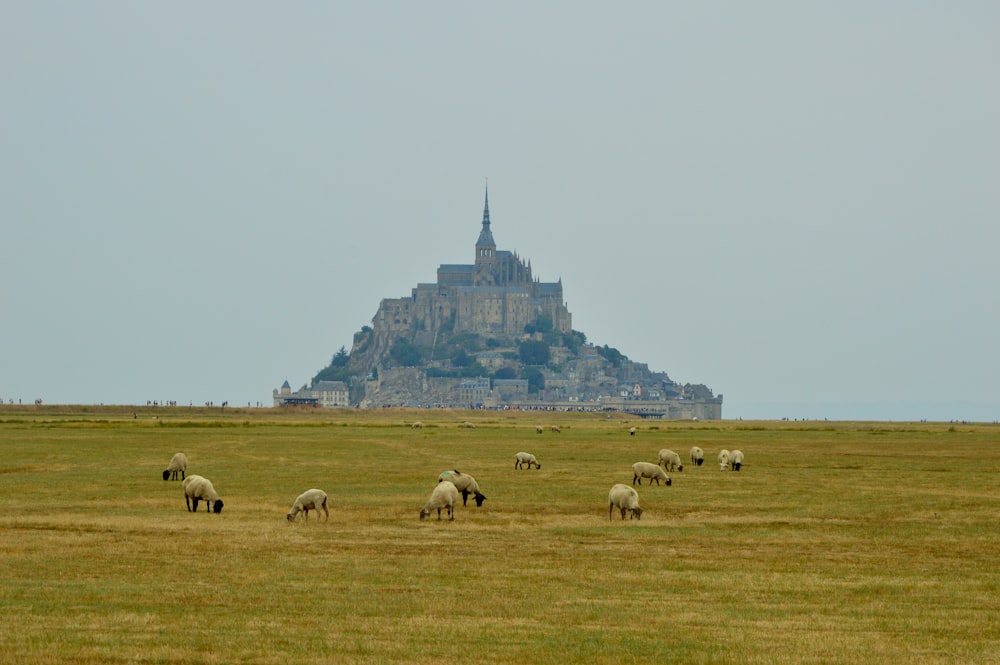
[629,427,637,436]
[162,452,188,481]
[286,488,329,523]
[182,475,224,514]
[657,449,684,472]
[632,461,671,487]
[411,421,423,429]
[420,480,460,521]
[690,446,704,467]
[461,422,476,429]
[718,449,731,471]
[437,470,487,506]
[514,452,541,470]
[608,483,643,521]
[535,425,544,434]
[550,425,561,433]
[730,449,744,471]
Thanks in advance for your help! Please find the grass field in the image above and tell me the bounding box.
[1,406,998,664]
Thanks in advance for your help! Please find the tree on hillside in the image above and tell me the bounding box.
[493,367,517,380]
[522,367,545,393]
[596,344,626,367]
[518,339,550,366]
[389,338,424,367]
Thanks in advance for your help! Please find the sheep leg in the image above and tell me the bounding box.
[191,497,201,512]
[620,507,627,520]
[632,475,639,486]
[461,489,470,506]
[185,495,192,512]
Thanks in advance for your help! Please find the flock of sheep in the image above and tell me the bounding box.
[610,444,746,520]
[160,426,746,523]
[162,451,325,521]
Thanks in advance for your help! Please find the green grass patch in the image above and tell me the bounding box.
[1,407,998,664]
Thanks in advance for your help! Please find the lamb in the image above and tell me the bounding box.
[657,449,684,472]
[608,483,643,520]
[729,449,745,471]
[162,452,188,481]
[182,475,224,513]
[718,449,731,471]
[437,470,487,506]
[420,480,460,521]
[632,461,671,486]
[514,452,541,469]
[286,488,329,523]
[690,446,705,467]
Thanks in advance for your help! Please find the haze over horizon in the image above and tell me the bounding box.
[2,4,997,423]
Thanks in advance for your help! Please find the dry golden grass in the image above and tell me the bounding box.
[1,406,998,664]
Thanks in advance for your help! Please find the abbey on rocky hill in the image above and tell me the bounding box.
[280,186,722,419]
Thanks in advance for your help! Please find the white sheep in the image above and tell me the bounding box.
[437,470,487,506]
[550,425,561,433]
[629,427,637,436]
[286,488,329,523]
[461,422,476,429]
[729,449,744,471]
[689,446,704,467]
[420,480,460,521]
[657,449,684,472]
[514,452,541,470]
[411,421,424,429]
[182,475,224,513]
[718,449,731,471]
[608,483,643,520]
[632,461,672,487]
[535,425,544,434]
[162,452,188,481]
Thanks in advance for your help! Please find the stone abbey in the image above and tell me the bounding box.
[372,186,572,342]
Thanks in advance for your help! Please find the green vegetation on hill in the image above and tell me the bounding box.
[312,316,624,396]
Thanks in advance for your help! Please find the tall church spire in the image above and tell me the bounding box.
[476,180,496,253]
[482,181,491,226]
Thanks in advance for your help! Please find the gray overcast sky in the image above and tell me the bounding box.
[2,3,997,421]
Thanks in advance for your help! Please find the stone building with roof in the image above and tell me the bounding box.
[273,380,348,407]
[371,186,571,341]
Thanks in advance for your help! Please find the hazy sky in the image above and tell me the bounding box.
[2,3,998,421]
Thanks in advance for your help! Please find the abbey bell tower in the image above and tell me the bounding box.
[474,184,496,275]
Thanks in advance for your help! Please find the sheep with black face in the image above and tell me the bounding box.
[182,475,224,514]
